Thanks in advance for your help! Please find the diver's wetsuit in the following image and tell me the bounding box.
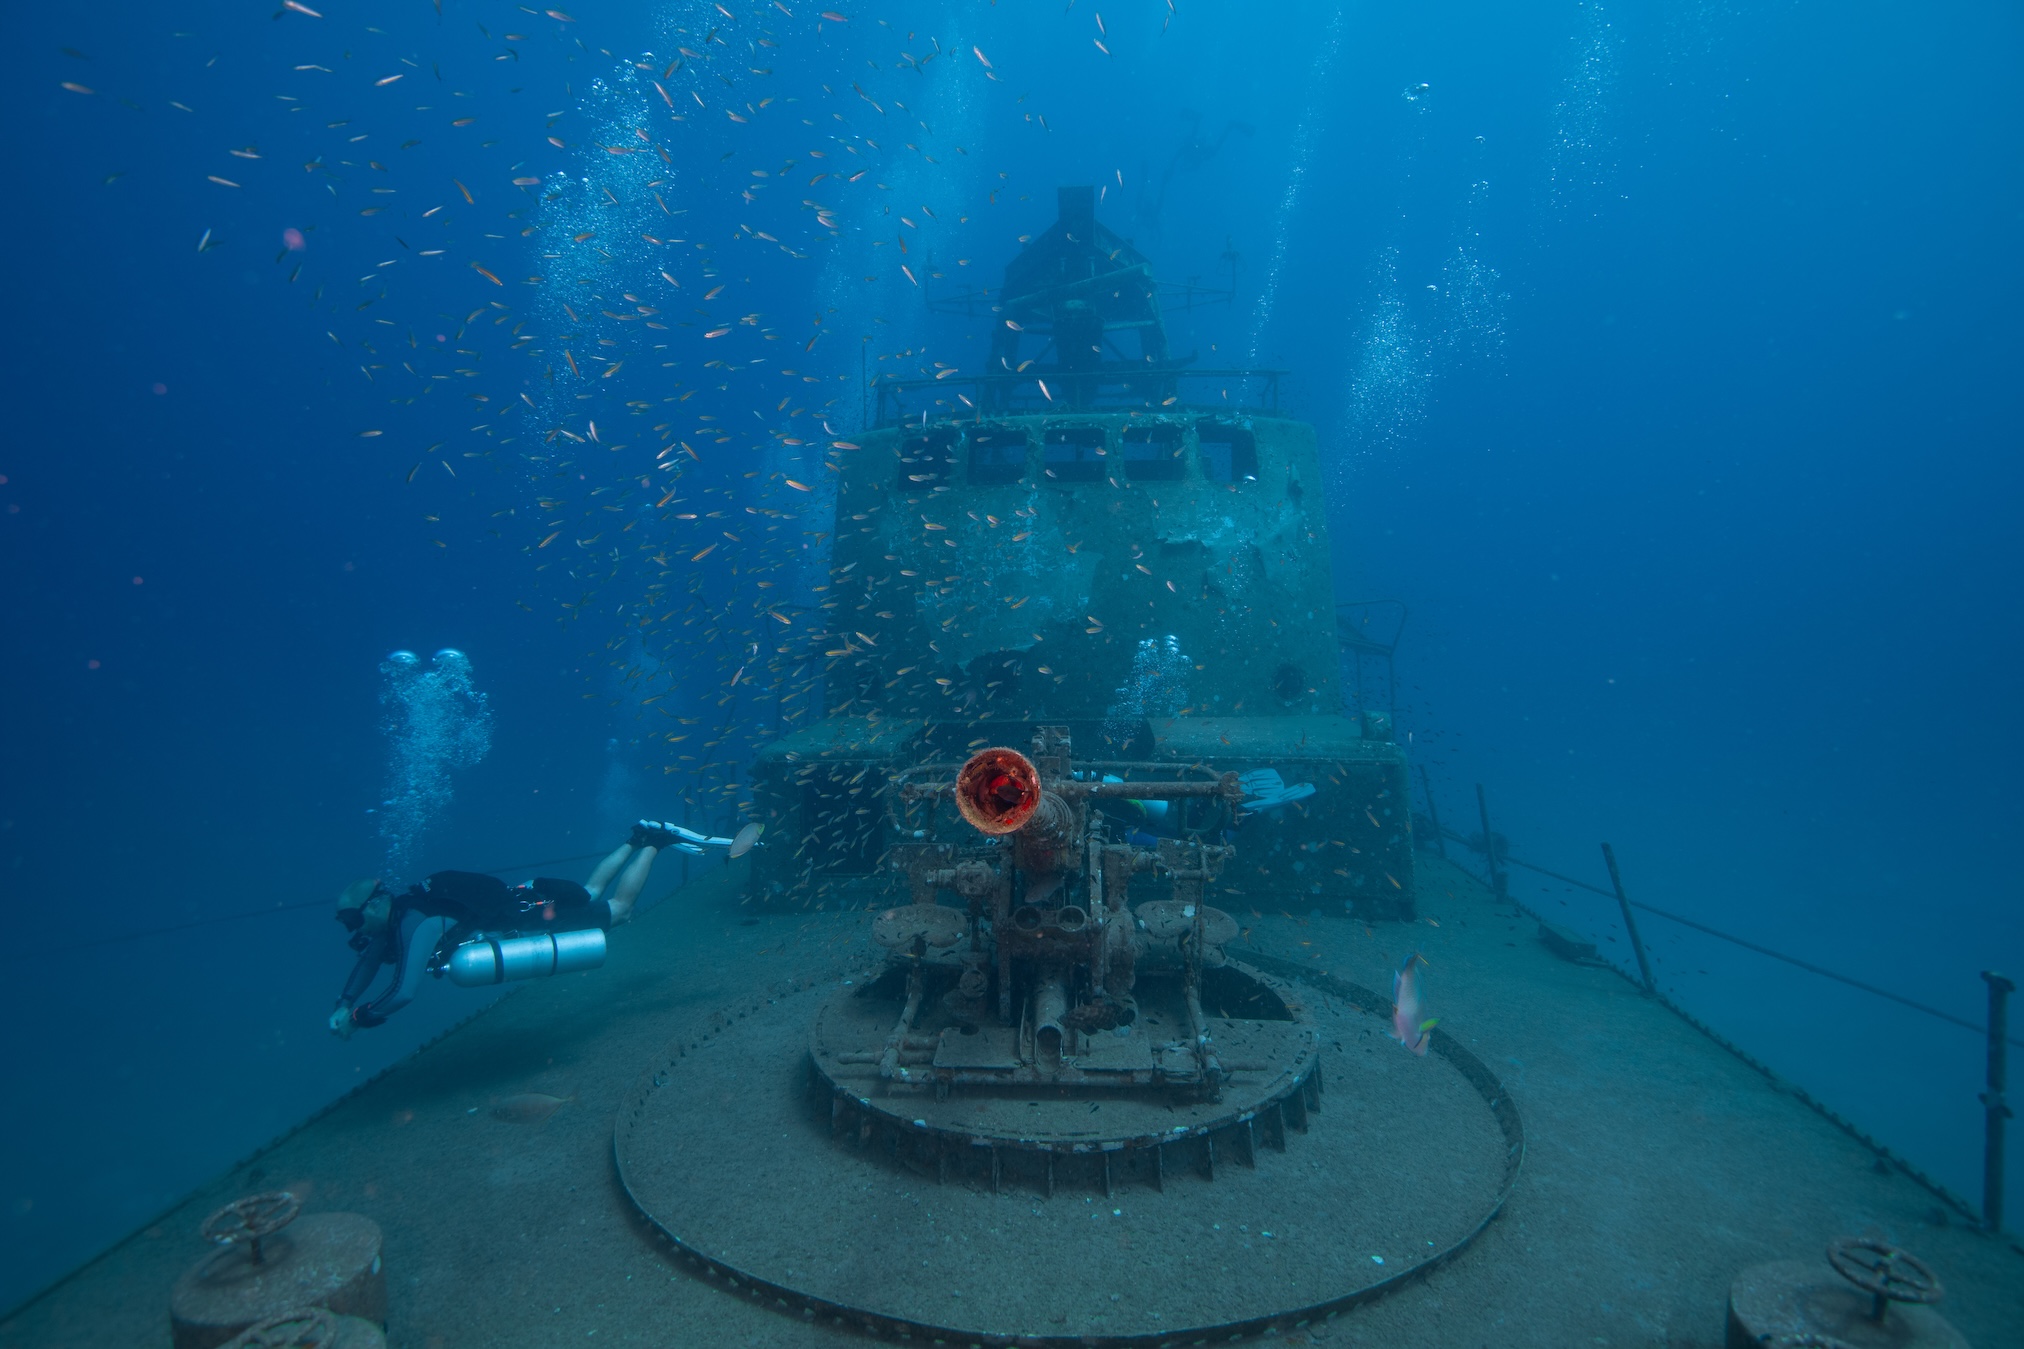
[339,871,611,1029]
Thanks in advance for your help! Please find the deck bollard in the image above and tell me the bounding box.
[1600,843,1656,995]
[1983,970,2014,1232]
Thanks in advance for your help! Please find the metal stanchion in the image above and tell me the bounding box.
[1475,783,1507,902]
[1600,843,1656,994]
[1983,970,2014,1232]
[1419,764,1446,859]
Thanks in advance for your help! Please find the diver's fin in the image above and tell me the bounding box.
[1238,768,1285,798]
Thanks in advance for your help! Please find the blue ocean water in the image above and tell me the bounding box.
[1,0,2018,1317]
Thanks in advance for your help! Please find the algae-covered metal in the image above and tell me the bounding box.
[833,408,1336,719]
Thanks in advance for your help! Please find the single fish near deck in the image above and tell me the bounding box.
[1391,953,1437,1056]
[492,1092,572,1123]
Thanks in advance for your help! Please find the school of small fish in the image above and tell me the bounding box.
[57,4,1262,864]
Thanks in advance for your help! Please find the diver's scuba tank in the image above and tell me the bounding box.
[445,928,607,987]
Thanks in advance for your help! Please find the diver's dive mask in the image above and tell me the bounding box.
[337,878,392,947]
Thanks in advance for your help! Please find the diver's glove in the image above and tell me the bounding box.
[1238,767,1316,814]
[328,1004,358,1040]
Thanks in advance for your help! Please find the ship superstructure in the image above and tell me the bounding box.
[748,187,1416,927]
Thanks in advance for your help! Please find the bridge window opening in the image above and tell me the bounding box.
[1272,662,1307,703]
[1042,426,1106,482]
[897,429,956,487]
[968,428,1028,485]
[1197,423,1257,484]
[1121,424,1185,481]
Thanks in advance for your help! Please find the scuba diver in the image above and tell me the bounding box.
[328,818,760,1037]
[1132,109,1256,240]
[1091,767,1315,847]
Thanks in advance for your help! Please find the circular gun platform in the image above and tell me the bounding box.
[805,958,1323,1195]
[615,952,1524,1344]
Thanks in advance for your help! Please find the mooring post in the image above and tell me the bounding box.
[1599,843,1657,994]
[1474,784,1507,902]
[1983,970,2015,1232]
[1419,764,1447,859]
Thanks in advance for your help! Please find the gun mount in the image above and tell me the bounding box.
[807,727,1324,1185]
[608,187,1524,1348]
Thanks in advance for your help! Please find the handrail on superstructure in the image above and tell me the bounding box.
[1337,599,1408,722]
[871,367,1287,428]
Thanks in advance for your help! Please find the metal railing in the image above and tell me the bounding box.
[1434,778,2017,1237]
[1336,599,1408,724]
[871,368,1286,428]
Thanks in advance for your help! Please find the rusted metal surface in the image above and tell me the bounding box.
[868,903,966,953]
[217,1309,338,1349]
[217,1312,384,1349]
[199,1194,301,1269]
[1726,1248,1967,1349]
[215,1308,383,1349]
[170,1207,385,1349]
[865,731,1266,1102]
[952,746,1046,834]
[1825,1238,1945,1316]
[807,956,1320,1191]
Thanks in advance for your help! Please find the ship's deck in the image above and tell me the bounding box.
[4,854,2018,1348]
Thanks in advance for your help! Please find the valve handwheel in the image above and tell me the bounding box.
[172,1192,384,1349]
[201,1192,301,1266]
[1728,1241,1960,1349]
[1825,1237,1943,1320]
[223,1308,339,1349]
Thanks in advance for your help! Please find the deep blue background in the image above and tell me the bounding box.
[2,0,2019,1313]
